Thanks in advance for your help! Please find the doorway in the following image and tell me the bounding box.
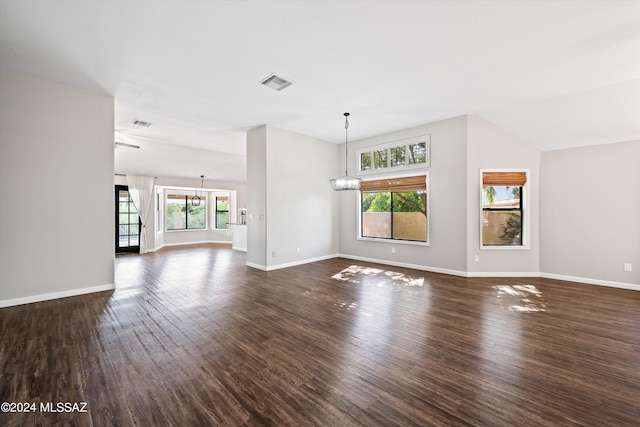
[115,185,141,253]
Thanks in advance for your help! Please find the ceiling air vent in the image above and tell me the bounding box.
[259,74,293,91]
[131,119,152,127]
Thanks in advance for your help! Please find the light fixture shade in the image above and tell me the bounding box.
[330,175,361,191]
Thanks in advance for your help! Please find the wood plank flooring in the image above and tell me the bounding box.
[1,244,639,426]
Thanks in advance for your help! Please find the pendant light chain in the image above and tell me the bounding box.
[191,175,204,206]
[344,112,350,176]
[330,112,361,191]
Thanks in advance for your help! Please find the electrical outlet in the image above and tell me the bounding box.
[391,247,396,254]
[296,247,301,253]
[624,263,632,272]
[272,251,276,258]
[474,255,480,262]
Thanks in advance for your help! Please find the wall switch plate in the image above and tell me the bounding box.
[624,263,632,272]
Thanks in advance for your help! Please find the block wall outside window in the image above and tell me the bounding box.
[481,170,528,248]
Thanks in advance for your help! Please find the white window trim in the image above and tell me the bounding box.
[479,168,530,250]
[164,188,209,232]
[357,171,430,247]
[211,191,231,230]
[357,135,430,176]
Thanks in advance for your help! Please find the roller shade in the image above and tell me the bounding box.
[360,175,426,192]
[482,172,526,187]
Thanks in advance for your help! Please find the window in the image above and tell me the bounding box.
[361,152,372,171]
[166,194,206,230]
[358,136,430,174]
[360,175,428,244]
[390,145,406,167]
[373,148,388,169]
[408,141,427,164]
[215,196,229,229]
[481,171,527,248]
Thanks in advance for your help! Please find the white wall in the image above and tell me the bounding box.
[265,126,340,268]
[540,140,640,287]
[0,70,115,306]
[466,115,540,274]
[246,125,340,270]
[246,126,268,267]
[339,116,468,274]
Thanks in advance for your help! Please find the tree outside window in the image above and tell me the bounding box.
[361,175,428,243]
[215,196,229,229]
[481,171,527,247]
[166,194,206,230]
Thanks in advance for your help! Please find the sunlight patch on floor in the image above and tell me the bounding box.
[493,284,546,312]
[332,265,425,287]
[332,299,373,317]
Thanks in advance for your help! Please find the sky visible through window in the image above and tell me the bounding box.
[482,186,519,205]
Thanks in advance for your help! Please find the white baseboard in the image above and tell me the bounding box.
[266,254,339,271]
[540,272,640,291]
[151,240,232,252]
[466,271,541,278]
[247,254,339,272]
[246,262,267,271]
[336,254,639,291]
[337,253,468,277]
[0,284,115,308]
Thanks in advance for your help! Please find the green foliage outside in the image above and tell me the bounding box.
[166,199,206,229]
[216,212,228,229]
[362,191,426,214]
[482,185,522,244]
[499,212,522,244]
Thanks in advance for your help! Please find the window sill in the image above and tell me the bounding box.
[481,245,530,251]
[165,228,208,233]
[357,236,430,247]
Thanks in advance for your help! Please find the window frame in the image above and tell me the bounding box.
[215,195,230,230]
[357,173,430,247]
[479,169,530,250]
[357,135,430,175]
[165,192,208,231]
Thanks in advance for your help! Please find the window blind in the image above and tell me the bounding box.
[360,175,426,192]
[482,172,526,187]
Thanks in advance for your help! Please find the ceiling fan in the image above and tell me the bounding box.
[114,141,140,149]
[114,132,140,149]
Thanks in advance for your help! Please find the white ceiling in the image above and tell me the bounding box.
[1,0,639,182]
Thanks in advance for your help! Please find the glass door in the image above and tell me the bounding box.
[115,185,140,253]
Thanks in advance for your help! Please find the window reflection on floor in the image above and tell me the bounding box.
[493,284,546,312]
[331,265,425,287]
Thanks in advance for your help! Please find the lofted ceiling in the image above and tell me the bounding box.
[1,0,639,182]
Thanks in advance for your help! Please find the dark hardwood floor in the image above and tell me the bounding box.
[1,244,639,426]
